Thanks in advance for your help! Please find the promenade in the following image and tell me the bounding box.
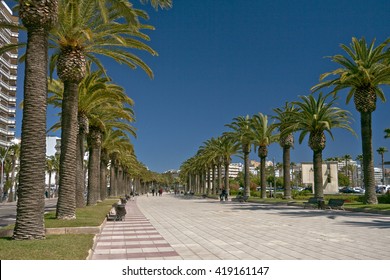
[90,194,390,260]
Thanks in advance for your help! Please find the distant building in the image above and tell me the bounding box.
[228,162,243,178]
[46,136,61,156]
[0,1,18,148]
[374,167,383,185]
[301,162,339,194]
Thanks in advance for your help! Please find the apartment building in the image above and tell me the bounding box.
[0,1,18,148]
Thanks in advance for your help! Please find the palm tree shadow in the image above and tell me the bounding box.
[341,220,390,229]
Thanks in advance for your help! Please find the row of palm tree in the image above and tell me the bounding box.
[181,93,353,200]
[181,37,390,205]
[0,0,172,240]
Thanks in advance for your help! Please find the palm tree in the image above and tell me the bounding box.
[7,143,20,202]
[288,93,354,198]
[342,154,352,183]
[225,116,253,197]
[46,156,57,198]
[312,37,390,204]
[101,129,133,200]
[250,113,278,199]
[376,147,388,185]
[50,1,160,219]
[218,135,240,196]
[385,128,390,139]
[12,0,58,240]
[86,104,136,206]
[48,64,135,207]
[355,154,363,187]
[273,102,298,199]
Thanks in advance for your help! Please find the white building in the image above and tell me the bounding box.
[45,136,61,189]
[301,162,339,194]
[0,1,18,148]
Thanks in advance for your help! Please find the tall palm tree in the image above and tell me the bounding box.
[218,135,240,196]
[250,113,278,199]
[86,104,136,205]
[48,64,135,207]
[50,1,159,219]
[273,102,298,199]
[312,37,390,204]
[288,93,354,198]
[376,147,388,185]
[101,129,133,200]
[342,154,352,183]
[225,116,253,197]
[12,0,58,240]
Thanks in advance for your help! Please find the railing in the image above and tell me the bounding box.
[0,92,16,102]
[0,80,17,91]
[0,116,15,125]
[0,127,14,136]
[0,103,16,113]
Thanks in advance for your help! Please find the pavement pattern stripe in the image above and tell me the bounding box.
[90,198,180,260]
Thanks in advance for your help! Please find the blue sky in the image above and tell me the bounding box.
[10,0,390,173]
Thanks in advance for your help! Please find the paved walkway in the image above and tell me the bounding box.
[90,194,390,260]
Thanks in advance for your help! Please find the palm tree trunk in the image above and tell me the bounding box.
[48,170,52,198]
[283,146,292,199]
[224,162,230,196]
[75,132,85,208]
[206,169,211,195]
[361,112,377,204]
[313,150,324,198]
[217,163,222,194]
[13,27,48,240]
[381,154,385,185]
[56,81,78,219]
[100,161,108,201]
[260,156,267,199]
[87,139,101,206]
[211,165,216,194]
[243,144,250,197]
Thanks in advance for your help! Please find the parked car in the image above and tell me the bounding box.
[292,186,304,191]
[352,187,365,194]
[340,187,355,193]
[376,185,390,194]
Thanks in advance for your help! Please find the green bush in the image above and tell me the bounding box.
[378,193,390,204]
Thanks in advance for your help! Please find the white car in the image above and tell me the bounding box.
[352,187,365,194]
[376,185,390,194]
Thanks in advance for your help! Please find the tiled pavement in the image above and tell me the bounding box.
[90,200,180,260]
[90,194,390,260]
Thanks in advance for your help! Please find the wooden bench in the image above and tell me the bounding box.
[232,195,249,202]
[326,199,345,210]
[303,197,324,209]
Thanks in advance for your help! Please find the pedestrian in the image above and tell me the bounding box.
[152,189,155,196]
[220,189,227,201]
[158,188,163,196]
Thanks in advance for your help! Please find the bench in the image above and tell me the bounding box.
[303,197,324,209]
[326,199,345,210]
[232,195,249,202]
[201,194,207,199]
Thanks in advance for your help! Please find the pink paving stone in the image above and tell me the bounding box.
[90,198,179,260]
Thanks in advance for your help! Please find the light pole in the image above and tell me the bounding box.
[0,145,10,201]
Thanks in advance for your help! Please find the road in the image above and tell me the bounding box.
[0,198,57,228]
